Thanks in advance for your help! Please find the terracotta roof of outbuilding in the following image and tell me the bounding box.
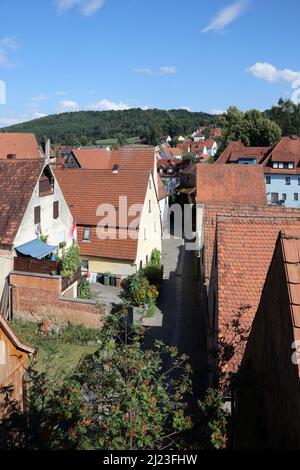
[0,133,42,159]
[72,149,111,169]
[196,164,267,205]
[216,215,300,374]
[0,159,44,245]
[202,204,300,289]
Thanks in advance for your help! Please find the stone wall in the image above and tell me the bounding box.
[10,272,106,329]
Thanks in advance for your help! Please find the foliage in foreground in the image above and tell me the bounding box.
[0,305,192,450]
[198,306,251,450]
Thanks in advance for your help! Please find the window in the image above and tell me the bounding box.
[146,255,149,264]
[154,221,157,233]
[282,194,287,201]
[288,163,294,169]
[149,200,152,213]
[279,163,284,169]
[285,177,291,185]
[53,201,59,220]
[144,228,147,241]
[271,193,279,204]
[273,162,279,169]
[298,177,300,186]
[149,179,152,190]
[266,176,271,184]
[83,227,91,241]
[139,260,143,271]
[34,206,41,225]
[295,193,299,201]
[81,260,89,272]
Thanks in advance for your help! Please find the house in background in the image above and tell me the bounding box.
[157,176,169,235]
[204,139,218,157]
[160,145,183,160]
[235,231,300,449]
[55,168,162,283]
[65,148,111,169]
[217,136,300,208]
[0,132,45,160]
[0,159,74,302]
[0,315,35,417]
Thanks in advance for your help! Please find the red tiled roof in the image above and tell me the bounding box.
[280,231,300,377]
[204,138,216,148]
[0,133,42,159]
[269,136,300,164]
[55,168,151,261]
[216,215,300,374]
[0,159,44,245]
[77,226,138,260]
[72,149,111,170]
[203,203,300,288]
[196,164,267,205]
[157,176,168,200]
[217,141,272,164]
[110,147,156,172]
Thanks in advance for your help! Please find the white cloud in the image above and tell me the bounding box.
[209,108,225,115]
[88,99,131,111]
[0,111,47,128]
[55,90,68,96]
[202,0,248,33]
[0,49,12,68]
[133,67,153,76]
[160,66,177,75]
[32,112,47,119]
[247,62,300,83]
[55,0,105,16]
[179,106,192,112]
[59,100,80,112]
[0,36,20,68]
[30,94,48,103]
[0,37,19,51]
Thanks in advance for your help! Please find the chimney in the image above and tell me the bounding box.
[41,136,51,159]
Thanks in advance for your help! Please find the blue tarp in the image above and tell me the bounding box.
[16,239,59,260]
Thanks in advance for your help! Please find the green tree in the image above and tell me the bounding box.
[217,106,282,156]
[117,133,127,147]
[0,307,192,450]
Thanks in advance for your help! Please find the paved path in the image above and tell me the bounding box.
[144,236,207,426]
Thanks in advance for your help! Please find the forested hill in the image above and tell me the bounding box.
[1,108,217,145]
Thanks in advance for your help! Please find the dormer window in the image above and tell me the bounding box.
[39,167,54,197]
[112,164,119,174]
[83,227,91,241]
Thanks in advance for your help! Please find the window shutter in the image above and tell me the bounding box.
[53,201,59,220]
[34,206,41,225]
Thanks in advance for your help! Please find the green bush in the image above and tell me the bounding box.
[58,322,101,345]
[142,265,163,289]
[122,273,159,307]
[150,249,161,266]
[78,276,92,300]
[60,244,81,279]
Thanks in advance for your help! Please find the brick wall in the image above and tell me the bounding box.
[10,272,106,329]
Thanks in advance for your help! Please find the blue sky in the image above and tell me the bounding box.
[0,0,299,127]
